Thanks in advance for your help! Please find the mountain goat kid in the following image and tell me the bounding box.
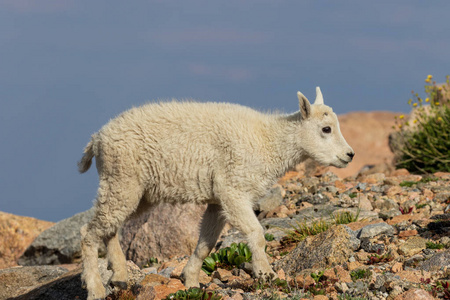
[79,87,354,300]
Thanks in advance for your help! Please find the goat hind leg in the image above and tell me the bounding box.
[182,204,226,288]
[106,232,127,289]
[82,179,143,299]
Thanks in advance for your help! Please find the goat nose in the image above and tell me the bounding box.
[347,152,355,160]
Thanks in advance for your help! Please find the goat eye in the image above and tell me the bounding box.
[322,126,331,134]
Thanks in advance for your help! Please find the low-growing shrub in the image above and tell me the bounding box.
[393,75,450,173]
[166,287,222,300]
[201,242,252,275]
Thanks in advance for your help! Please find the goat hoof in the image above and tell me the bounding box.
[111,280,128,290]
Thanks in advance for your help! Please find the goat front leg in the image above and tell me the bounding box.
[182,204,226,288]
[221,195,276,280]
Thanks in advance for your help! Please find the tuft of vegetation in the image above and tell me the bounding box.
[399,180,416,187]
[426,241,446,249]
[349,192,358,199]
[350,269,372,282]
[265,233,275,241]
[304,271,337,296]
[284,209,360,244]
[399,206,414,215]
[421,278,450,299]
[142,257,159,268]
[333,209,360,225]
[284,219,331,243]
[310,271,324,283]
[201,242,252,275]
[393,74,450,174]
[416,203,428,209]
[166,287,222,300]
[366,250,394,265]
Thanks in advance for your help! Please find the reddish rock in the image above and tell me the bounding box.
[391,262,403,273]
[266,205,290,218]
[393,288,436,300]
[385,185,403,197]
[0,211,54,269]
[386,214,423,226]
[434,172,450,179]
[398,230,418,238]
[334,265,353,283]
[153,278,186,300]
[212,268,234,282]
[391,169,410,176]
[313,295,329,300]
[294,274,315,288]
[334,180,347,192]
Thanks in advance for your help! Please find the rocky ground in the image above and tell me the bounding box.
[2,111,450,300]
[1,168,449,300]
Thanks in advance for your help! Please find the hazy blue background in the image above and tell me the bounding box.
[1,1,449,222]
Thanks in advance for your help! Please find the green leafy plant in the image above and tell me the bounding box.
[416,203,428,209]
[265,233,275,241]
[310,271,325,283]
[252,273,290,294]
[283,210,359,245]
[421,278,450,299]
[333,209,360,225]
[142,257,159,268]
[366,250,394,265]
[304,275,337,296]
[399,180,416,187]
[393,75,450,173]
[284,219,331,243]
[426,241,445,249]
[350,269,371,281]
[166,287,222,300]
[201,242,252,275]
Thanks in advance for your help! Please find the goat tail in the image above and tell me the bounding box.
[78,137,96,173]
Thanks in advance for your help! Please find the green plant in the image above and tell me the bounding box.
[253,273,290,294]
[333,209,360,225]
[337,295,368,300]
[421,278,450,299]
[349,192,358,199]
[310,271,325,283]
[426,241,445,249]
[416,203,428,209]
[394,75,450,173]
[284,219,331,243]
[350,269,371,281]
[142,257,159,268]
[399,180,416,187]
[283,210,359,245]
[366,250,394,265]
[304,276,337,296]
[201,242,252,275]
[166,287,222,300]
[265,233,275,241]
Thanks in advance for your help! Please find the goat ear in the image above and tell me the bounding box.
[297,91,311,119]
[314,86,324,105]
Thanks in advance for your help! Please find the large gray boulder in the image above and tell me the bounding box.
[121,203,206,267]
[18,208,97,266]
